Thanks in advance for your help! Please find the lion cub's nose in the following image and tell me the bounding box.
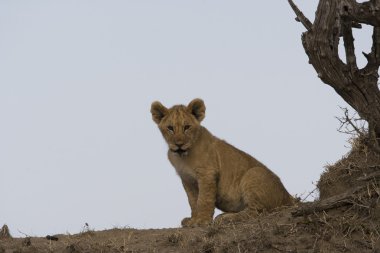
[175,143,184,149]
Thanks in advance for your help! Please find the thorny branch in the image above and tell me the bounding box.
[336,107,366,136]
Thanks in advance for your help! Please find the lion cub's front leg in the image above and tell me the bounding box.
[181,170,217,227]
[181,179,198,226]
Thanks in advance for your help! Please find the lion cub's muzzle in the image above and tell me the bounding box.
[170,143,190,157]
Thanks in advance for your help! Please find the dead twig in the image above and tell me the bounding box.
[292,185,366,217]
[336,107,366,137]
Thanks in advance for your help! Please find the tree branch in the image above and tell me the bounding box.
[374,27,380,62]
[342,22,358,72]
[292,168,380,217]
[362,27,380,74]
[291,185,364,217]
[338,0,380,27]
[287,0,312,31]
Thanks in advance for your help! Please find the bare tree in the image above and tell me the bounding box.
[288,0,380,150]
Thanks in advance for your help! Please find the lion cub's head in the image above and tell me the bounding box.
[151,98,206,156]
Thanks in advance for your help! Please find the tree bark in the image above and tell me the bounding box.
[288,0,380,149]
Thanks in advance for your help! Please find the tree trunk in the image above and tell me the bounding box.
[288,0,380,148]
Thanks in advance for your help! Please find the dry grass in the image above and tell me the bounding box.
[318,135,380,199]
[0,224,11,239]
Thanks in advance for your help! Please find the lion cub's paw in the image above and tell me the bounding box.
[181,217,192,227]
[214,213,243,225]
[181,217,212,227]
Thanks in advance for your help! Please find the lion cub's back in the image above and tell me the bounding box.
[215,139,266,174]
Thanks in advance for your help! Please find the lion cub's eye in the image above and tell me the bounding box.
[184,125,191,131]
[167,125,174,133]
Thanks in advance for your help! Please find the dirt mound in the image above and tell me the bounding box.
[318,136,380,200]
[1,202,379,253]
[1,138,380,252]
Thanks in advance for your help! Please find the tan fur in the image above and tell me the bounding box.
[151,99,294,227]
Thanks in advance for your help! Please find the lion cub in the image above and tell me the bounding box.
[151,98,293,227]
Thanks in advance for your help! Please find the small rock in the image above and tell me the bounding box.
[46,235,59,241]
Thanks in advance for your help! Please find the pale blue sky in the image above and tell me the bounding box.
[0,1,373,237]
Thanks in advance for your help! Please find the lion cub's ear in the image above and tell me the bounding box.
[151,101,168,124]
[188,98,206,122]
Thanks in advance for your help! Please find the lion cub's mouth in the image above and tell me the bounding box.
[171,148,188,156]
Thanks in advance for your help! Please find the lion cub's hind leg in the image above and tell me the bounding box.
[214,167,287,225]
